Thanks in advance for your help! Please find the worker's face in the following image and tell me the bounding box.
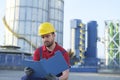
[41,33,55,47]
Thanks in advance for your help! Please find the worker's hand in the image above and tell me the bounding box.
[24,67,34,76]
[56,72,62,77]
[45,74,59,80]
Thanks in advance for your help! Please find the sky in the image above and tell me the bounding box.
[0,0,120,59]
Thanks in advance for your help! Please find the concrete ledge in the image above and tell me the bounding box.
[98,69,120,74]
[70,67,98,72]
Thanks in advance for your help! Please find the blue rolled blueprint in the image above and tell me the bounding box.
[23,50,69,78]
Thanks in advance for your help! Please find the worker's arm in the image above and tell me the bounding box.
[59,69,69,80]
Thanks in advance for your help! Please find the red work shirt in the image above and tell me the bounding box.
[33,43,70,66]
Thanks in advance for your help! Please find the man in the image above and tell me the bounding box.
[22,22,70,80]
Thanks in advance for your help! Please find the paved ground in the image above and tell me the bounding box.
[0,70,120,80]
[69,72,120,80]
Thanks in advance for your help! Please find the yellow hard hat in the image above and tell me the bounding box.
[38,22,56,36]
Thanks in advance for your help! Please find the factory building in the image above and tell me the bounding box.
[70,19,86,59]
[70,19,98,72]
[104,20,120,68]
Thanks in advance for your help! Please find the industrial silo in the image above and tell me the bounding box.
[86,21,97,58]
[4,0,64,53]
[104,20,120,68]
[85,21,98,67]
